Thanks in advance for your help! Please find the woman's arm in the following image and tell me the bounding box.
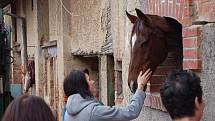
[91,69,152,121]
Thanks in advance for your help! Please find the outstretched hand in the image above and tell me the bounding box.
[137,69,152,90]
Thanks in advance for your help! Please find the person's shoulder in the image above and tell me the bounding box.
[89,100,104,109]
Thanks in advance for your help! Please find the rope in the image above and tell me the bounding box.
[57,0,73,16]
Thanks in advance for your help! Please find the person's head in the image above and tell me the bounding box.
[2,95,55,121]
[83,68,89,76]
[64,70,93,98]
[160,70,204,120]
[83,68,97,95]
[83,68,90,81]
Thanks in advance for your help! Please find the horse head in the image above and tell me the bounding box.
[126,9,182,93]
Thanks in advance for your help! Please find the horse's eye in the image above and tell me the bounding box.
[140,40,148,47]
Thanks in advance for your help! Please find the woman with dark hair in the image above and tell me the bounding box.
[64,69,152,121]
[82,68,97,96]
[62,68,96,121]
[1,95,55,121]
[83,68,89,75]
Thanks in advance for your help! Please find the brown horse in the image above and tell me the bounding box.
[126,9,183,93]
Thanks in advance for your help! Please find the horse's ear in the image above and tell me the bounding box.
[135,8,152,24]
[126,10,137,24]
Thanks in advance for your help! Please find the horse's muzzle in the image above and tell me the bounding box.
[129,80,137,93]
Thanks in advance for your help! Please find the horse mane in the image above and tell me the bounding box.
[164,17,182,33]
[164,17,183,50]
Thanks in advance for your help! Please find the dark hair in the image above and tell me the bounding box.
[83,68,89,75]
[2,95,55,121]
[160,70,203,119]
[63,70,92,98]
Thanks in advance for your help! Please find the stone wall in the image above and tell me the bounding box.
[69,0,105,53]
[198,24,215,121]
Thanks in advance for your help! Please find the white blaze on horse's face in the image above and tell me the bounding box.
[132,33,137,49]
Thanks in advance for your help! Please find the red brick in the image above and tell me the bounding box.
[144,94,166,111]
[165,1,168,16]
[149,0,152,14]
[152,0,155,14]
[172,0,176,17]
[161,2,165,16]
[155,96,162,110]
[175,4,180,20]
[176,0,180,4]
[183,0,189,7]
[155,0,158,15]
[183,26,202,37]
[208,3,215,20]
[145,0,149,13]
[150,96,155,108]
[183,7,190,17]
[183,37,199,48]
[198,2,210,15]
[168,1,173,16]
[183,49,199,59]
[196,0,215,21]
[114,71,118,92]
[183,59,202,69]
[179,0,185,19]
[188,0,193,5]
[144,94,151,107]
[182,17,192,27]
[12,64,23,84]
[197,0,210,4]
[158,0,161,16]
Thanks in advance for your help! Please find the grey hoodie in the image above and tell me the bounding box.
[64,89,146,121]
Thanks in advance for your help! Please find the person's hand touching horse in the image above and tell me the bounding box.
[137,69,152,90]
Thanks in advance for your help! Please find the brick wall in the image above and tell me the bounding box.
[183,0,215,69]
[114,70,123,105]
[195,0,215,21]
[12,61,22,84]
[182,0,202,70]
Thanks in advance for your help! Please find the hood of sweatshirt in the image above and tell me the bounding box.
[66,94,96,116]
